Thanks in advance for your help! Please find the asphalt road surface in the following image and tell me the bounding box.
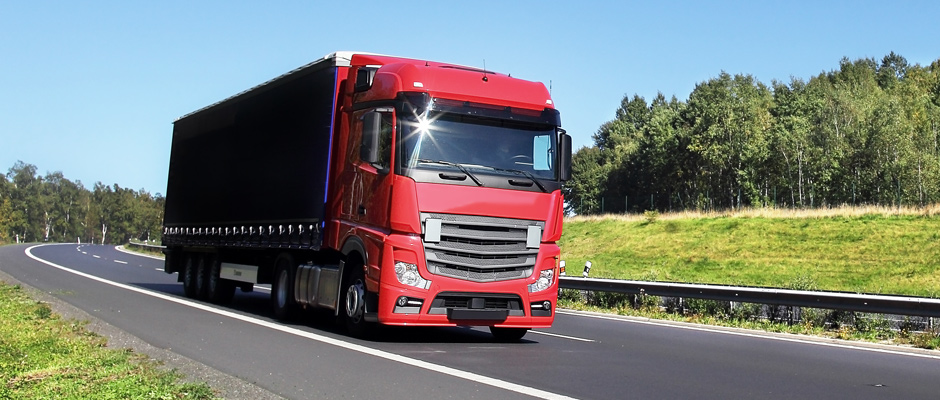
[2,243,938,399]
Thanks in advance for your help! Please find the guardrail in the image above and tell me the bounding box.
[558,276,940,318]
[125,241,165,252]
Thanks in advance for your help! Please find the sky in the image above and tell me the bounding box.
[2,1,938,195]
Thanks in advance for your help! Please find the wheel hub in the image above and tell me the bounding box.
[345,280,365,322]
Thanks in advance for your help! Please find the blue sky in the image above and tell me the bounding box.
[2,1,937,194]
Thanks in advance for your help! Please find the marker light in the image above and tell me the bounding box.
[528,269,555,293]
[394,261,431,289]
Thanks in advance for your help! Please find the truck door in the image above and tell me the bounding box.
[349,108,394,230]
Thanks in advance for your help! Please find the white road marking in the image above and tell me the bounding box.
[25,244,576,400]
[529,330,595,342]
[556,310,940,361]
[92,255,101,258]
[114,260,128,264]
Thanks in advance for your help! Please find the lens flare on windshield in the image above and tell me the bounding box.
[415,114,432,136]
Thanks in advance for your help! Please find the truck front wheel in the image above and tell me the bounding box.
[341,259,371,337]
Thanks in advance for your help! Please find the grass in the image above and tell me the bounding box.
[559,205,940,349]
[560,205,940,297]
[0,281,216,399]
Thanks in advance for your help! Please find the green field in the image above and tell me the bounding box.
[0,282,215,399]
[559,207,940,297]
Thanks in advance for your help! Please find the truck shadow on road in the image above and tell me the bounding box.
[131,282,539,345]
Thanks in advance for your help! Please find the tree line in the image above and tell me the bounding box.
[565,53,940,215]
[0,161,164,245]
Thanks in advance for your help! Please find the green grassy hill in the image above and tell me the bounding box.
[559,207,940,297]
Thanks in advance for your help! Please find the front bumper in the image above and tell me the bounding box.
[374,236,559,328]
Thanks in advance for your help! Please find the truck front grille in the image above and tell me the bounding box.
[421,213,543,282]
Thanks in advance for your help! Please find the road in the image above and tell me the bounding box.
[1,243,938,399]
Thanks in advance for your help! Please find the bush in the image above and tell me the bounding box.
[557,288,583,303]
[729,302,762,321]
[684,298,731,318]
[643,210,660,224]
[855,313,895,340]
[799,307,828,329]
[910,330,940,349]
[586,290,631,308]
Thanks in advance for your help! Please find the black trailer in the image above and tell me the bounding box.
[162,59,340,251]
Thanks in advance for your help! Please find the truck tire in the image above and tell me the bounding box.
[489,327,528,342]
[182,253,197,298]
[164,250,177,274]
[271,254,297,320]
[194,253,209,300]
[206,254,235,304]
[341,259,371,337]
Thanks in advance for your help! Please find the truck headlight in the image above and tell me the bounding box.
[528,269,554,293]
[394,261,431,289]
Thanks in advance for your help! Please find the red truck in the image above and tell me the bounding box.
[161,51,570,340]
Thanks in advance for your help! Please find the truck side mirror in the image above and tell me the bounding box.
[360,111,381,164]
[558,129,572,181]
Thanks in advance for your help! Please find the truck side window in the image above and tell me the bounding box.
[376,112,393,170]
[360,109,393,172]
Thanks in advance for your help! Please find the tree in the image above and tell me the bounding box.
[570,53,940,213]
[0,161,165,244]
[683,72,773,209]
[564,146,608,215]
[0,175,13,243]
[877,52,909,90]
[7,161,44,242]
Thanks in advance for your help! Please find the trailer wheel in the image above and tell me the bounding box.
[271,254,297,320]
[195,253,209,300]
[489,327,528,342]
[340,259,371,337]
[182,253,197,298]
[206,254,235,304]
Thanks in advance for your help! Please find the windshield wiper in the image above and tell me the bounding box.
[493,167,547,193]
[417,159,484,187]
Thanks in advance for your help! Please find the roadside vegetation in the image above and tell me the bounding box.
[561,205,940,297]
[565,53,940,216]
[558,206,940,349]
[0,281,215,399]
[0,161,164,246]
[557,291,940,349]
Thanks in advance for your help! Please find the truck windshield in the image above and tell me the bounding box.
[399,112,558,181]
